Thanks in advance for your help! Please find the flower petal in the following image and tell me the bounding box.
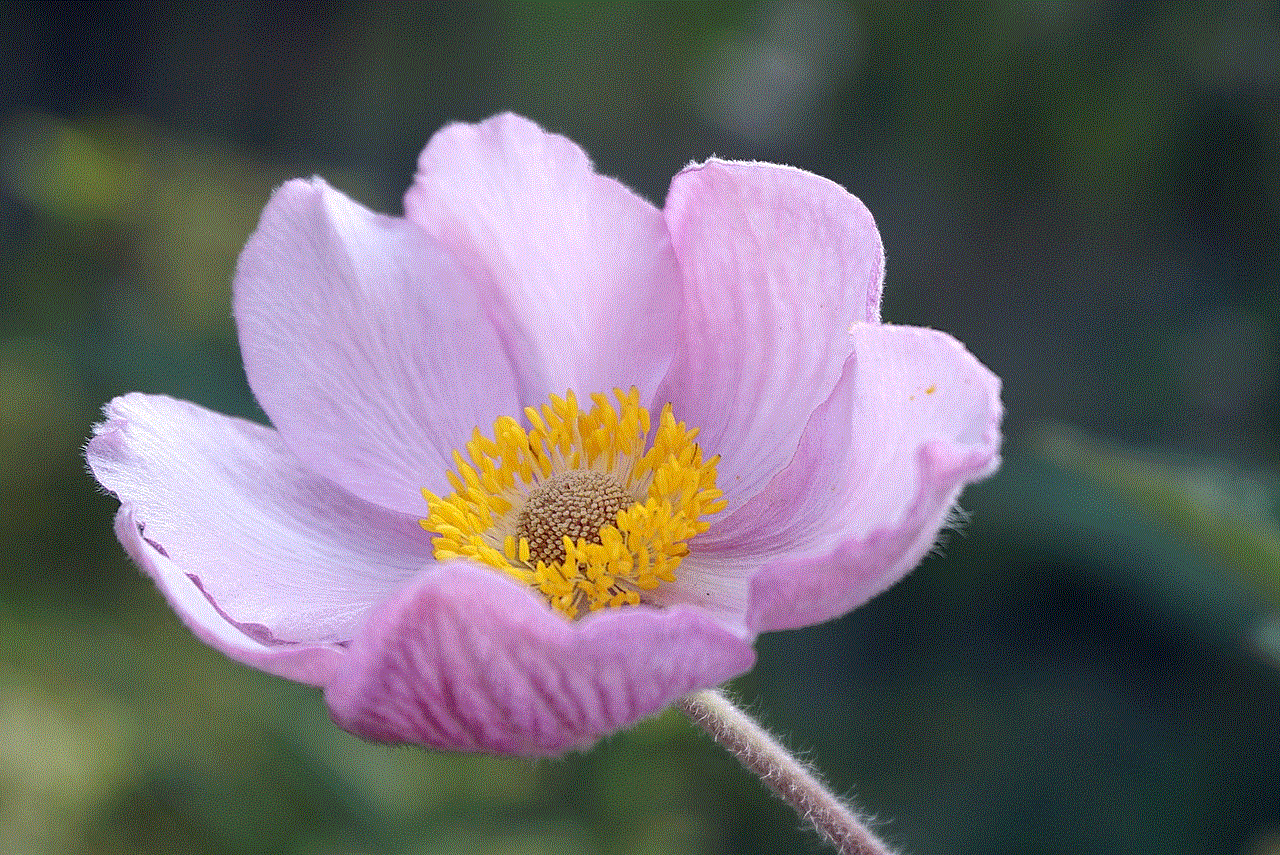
[655,159,885,511]
[638,553,751,635]
[325,564,756,756]
[235,177,522,512]
[113,508,343,686]
[721,325,1001,632]
[403,113,683,400]
[87,393,434,647]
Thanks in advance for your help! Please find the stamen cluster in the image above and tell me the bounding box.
[421,388,726,618]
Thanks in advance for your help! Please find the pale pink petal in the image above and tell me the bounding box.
[404,113,683,401]
[719,325,1002,632]
[638,553,750,634]
[113,508,343,686]
[87,393,434,645]
[325,564,756,756]
[655,159,885,511]
[235,178,522,512]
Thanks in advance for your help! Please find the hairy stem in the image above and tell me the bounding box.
[676,688,897,855]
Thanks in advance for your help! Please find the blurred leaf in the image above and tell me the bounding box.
[1254,615,1280,670]
[971,427,1280,668]
[3,113,293,337]
[1,115,146,225]
[0,338,81,484]
[1036,425,1280,603]
[0,667,142,855]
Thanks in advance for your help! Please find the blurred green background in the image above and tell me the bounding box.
[2,2,1278,854]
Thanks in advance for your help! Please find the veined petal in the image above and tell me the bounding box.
[721,325,1002,632]
[639,552,751,635]
[87,393,434,646]
[325,564,756,756]
[113,508,343,686]
[403,113,683,401]
[235,177,521,512]
[655,158,885,511]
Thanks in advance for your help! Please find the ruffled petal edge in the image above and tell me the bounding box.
[740,325,1002,632]
[325,564,755,756]
[114,508,344,686]
[87,393,432,647]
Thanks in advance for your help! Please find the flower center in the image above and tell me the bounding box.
[420,388,726,619]
[517,471,632,568]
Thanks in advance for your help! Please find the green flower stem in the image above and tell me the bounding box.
[677,688,896,855]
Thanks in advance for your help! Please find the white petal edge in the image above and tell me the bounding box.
[87,393,434,645]
[113,508,344,686]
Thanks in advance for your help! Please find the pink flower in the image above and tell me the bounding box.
[87,114,1001,756]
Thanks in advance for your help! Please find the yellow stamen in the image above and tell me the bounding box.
[420,388,726,619]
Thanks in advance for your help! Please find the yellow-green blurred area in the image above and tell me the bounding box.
[2,2,1278,854]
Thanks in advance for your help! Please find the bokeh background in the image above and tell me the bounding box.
[2,2,1278,854]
